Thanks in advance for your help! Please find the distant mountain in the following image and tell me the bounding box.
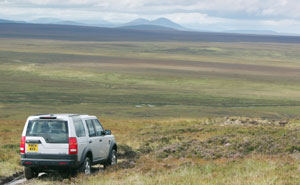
[32,18,64,24]
[226,30,300,36]
[0,19,16,23]
[1,18,299,37]
[83,20,118,28]
[152,18,185,30]
[32,18,84,26]
[1,17,184,31]
[125,18,149,25]
[1,23,300,44]
[0,19,27,24]
[32,18,91,27]
[119,24,177,31]
[226,30,279,35]
[52,21,86,26]
[123,18,186,31]
[31,17,117,27]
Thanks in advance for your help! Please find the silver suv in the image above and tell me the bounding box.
[20,114,117,179]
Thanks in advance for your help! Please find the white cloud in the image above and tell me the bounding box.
[1,0,300,19]
[163,13,229,25]
[1,0,299,17]
[0,6,140,22]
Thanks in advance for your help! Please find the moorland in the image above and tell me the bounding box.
[1,23,300,184]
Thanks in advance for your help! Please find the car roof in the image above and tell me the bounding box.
[28,113,97,120]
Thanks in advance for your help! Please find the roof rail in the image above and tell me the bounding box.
[33,113,50,116]
[68,114,80,117]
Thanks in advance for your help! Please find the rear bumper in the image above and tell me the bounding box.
[21,154,79,168]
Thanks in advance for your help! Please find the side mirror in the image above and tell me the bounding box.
[100,131,106,136]
[105,130,111,135]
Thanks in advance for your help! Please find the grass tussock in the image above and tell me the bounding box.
[45,156,300,185]
[0,120,24,177]
[15,117,300,185]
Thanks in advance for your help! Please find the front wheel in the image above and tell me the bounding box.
[110,150,117,165]
[104,149,117,169]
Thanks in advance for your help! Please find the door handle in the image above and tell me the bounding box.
[89,140,92,143]
[99,139,102,142]
[26,140,41,144]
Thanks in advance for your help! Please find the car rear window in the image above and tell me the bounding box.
[72,118,86,137]
[86,120,96,137]
[26,120,69,143]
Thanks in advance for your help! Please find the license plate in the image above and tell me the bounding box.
[27,144,38,152]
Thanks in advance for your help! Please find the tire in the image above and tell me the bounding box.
[32,170,39,178]
[24,167,35,179]
[104,149,117,168]
[79,157,92,175]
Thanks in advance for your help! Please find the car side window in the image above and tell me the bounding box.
[92,119,104,136]
[86,120,96,137]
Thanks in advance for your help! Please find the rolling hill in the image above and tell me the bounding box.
[0,23,300,43]
[119,24,177,31]
[0,19,16,23]
[31,17,117,27]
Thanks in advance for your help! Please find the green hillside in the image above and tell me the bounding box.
[1,39,300,120]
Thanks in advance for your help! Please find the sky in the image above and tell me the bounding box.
[0,0,300,33]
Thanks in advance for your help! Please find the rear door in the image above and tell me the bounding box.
[85,119,102,160]
[72,117,88,160]
[25,119,69,155]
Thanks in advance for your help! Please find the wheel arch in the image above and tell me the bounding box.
[107,141,117,159]
[80,147,93,164]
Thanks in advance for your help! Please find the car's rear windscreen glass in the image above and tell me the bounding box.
[26,120,69,143]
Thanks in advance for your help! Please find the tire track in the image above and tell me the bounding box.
[0,172,24,185]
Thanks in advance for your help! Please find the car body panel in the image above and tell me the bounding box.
[25,136,69,155]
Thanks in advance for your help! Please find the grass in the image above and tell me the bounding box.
[1,37,300,184]
[1,39,300,119]
[18,118,300,185]
[72,156,300,185]
[0,120,24,177]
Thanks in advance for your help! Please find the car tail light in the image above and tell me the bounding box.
[69,137,78,155]
[20,136,26,154]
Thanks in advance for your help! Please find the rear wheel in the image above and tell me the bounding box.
[24,167,37,179]
[80,157,91,175]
